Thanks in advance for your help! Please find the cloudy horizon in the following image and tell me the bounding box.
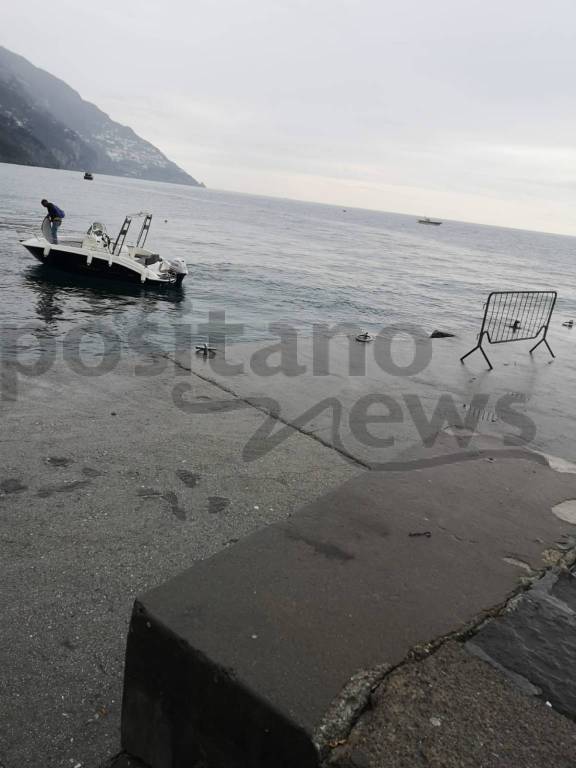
[4,0,576,235]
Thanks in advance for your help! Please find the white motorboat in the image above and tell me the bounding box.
[20,212,188,287]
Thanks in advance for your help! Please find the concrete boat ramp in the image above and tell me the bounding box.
[1,327,576,767]
[170,326,576,467]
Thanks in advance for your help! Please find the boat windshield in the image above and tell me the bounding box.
[85,222,112,250]
[87,222,108,238]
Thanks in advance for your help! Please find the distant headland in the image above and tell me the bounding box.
[0,45,203,187]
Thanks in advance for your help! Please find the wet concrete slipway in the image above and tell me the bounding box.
[2,324,576,767]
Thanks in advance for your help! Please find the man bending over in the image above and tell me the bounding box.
[41,199,65,244]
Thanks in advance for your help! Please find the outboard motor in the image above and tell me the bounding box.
[167,257,188,284]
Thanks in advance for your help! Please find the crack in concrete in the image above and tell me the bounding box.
[318,541,576,765]
[158,352,370,470]
[157,354,549,474]
[313,664,391,761]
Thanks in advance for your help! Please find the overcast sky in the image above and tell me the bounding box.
[4,0,576,234]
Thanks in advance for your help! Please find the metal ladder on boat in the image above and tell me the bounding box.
[136,215,152,248]
[112,216,132,255]
[112,213,153,256]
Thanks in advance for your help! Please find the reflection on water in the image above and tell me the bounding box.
[30,272,64,328]
[22,264,189,352]
[25,264,187,317]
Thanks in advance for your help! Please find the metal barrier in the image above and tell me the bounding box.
[460,290,557,370]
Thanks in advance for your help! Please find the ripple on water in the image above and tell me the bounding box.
[1,163,576,357]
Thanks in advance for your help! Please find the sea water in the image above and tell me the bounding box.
[1,162,576,357]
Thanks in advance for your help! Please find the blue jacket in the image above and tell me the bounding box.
[46,203,65,220]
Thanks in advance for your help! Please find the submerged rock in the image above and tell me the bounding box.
[430,330,455,338]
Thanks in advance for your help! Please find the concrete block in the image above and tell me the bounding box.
[121,445,576,767]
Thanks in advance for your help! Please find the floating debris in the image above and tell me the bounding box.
[195,342,217,357]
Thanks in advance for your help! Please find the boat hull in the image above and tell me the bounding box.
[22,244,181,287]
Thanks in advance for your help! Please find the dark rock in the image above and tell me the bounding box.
[468,570,576,717]
[329,643,576,768]
[551,568,576,611]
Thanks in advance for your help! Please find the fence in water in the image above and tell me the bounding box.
[460,290,557,370]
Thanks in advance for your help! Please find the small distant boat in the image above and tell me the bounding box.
[20,212,188,287]
[418,217,442,226]
[84,172,94,180]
